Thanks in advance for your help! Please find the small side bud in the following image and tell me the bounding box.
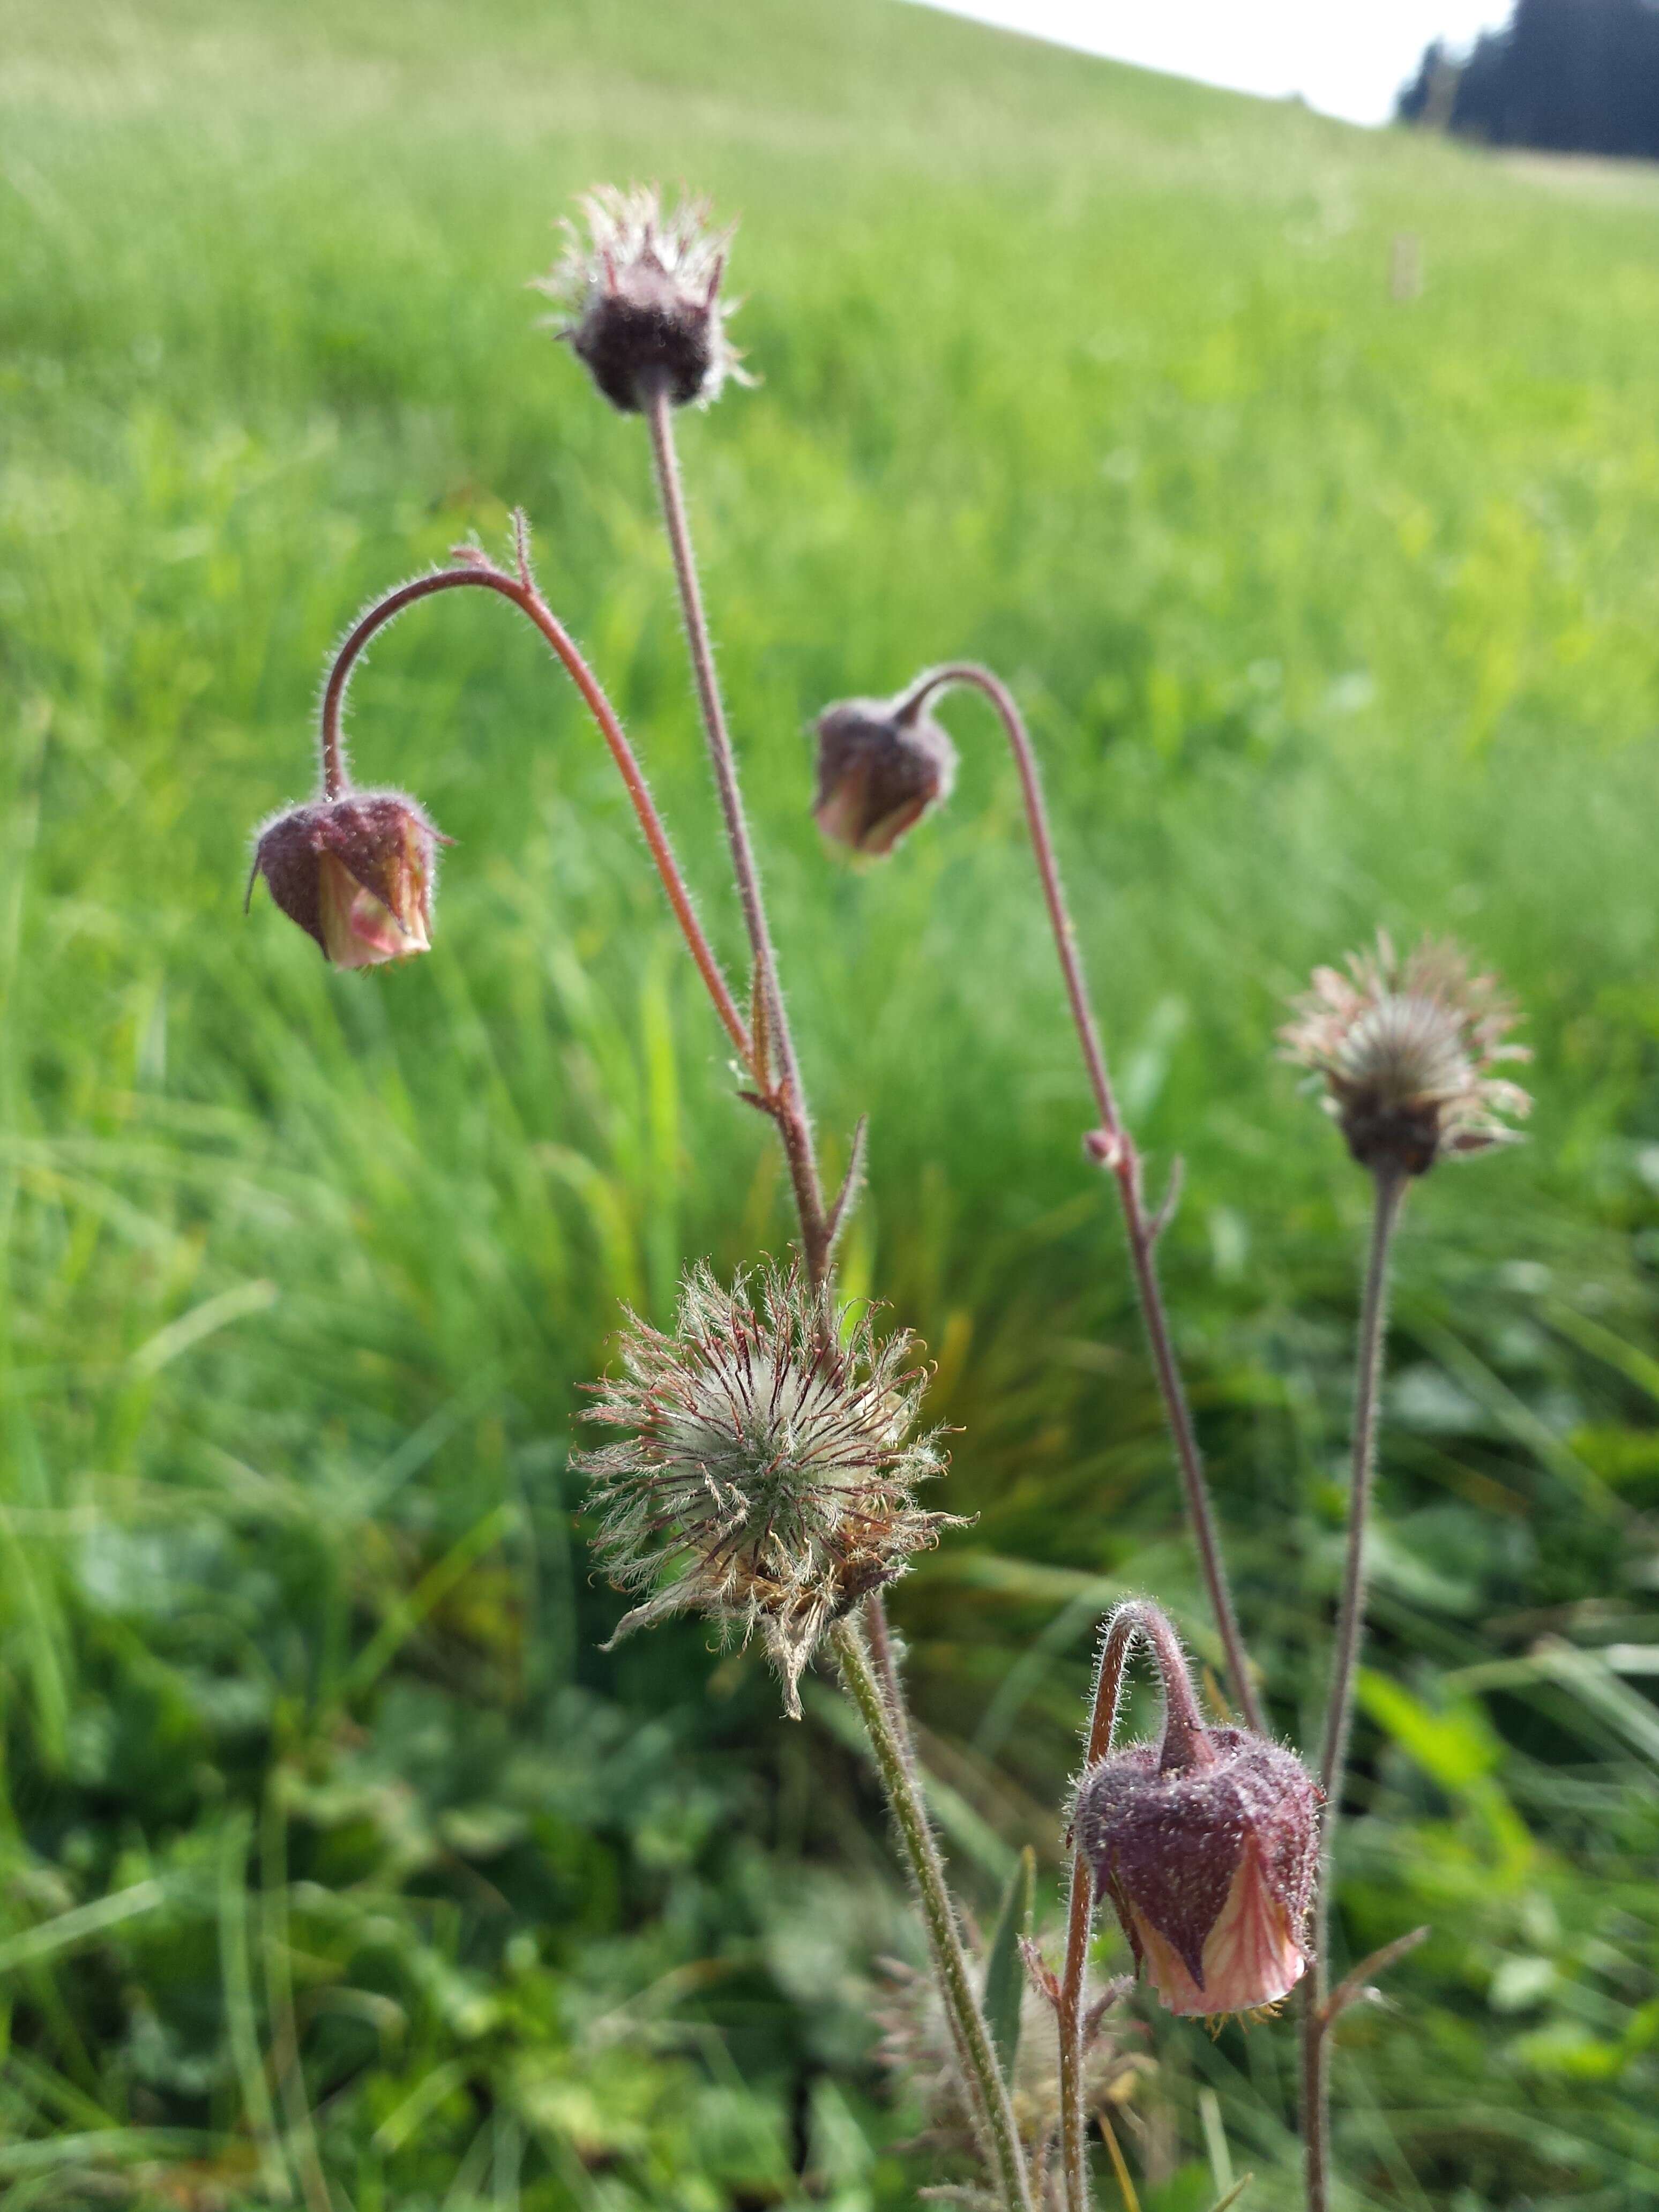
[811,696,958,858]
[249,790,442,970]
[534,183,747,414]
[1076,1608,1320,2019]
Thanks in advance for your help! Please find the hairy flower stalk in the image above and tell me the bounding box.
[816,662,1265,1736]
[578,1261,956,1719]
[834,1618,1035,2212]
[1286,935,1530,2212]
[544,184,836,1290]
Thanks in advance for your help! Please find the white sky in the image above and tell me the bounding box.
[910,1,1513,126]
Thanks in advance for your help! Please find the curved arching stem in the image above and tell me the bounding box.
[316,551,751,1067]
[901,663,1264,1739]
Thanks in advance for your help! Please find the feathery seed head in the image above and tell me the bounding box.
[577,1261,957,1718]
[247,790,443,969]
[1281,931,1530,1177]
[535,183,747,414]
[811,694,958,858]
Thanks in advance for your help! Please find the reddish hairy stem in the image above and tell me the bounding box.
[902,663,1264,1736]
[316,562,751,1066]
[1057,1601,1200,2212]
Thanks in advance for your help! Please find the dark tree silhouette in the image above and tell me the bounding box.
[1399,0,1659,158]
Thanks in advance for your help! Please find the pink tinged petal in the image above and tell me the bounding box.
[1133,1840,1308,2018]
[318,854,427,969]
[813,774,928,859]
[812,776,872,851]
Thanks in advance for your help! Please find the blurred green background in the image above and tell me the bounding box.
[5,0,1659,2204]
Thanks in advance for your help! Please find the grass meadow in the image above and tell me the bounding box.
[5,0,1659,2203]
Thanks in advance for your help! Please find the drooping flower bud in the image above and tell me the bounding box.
[1075,1607,1319,2019]
[1281,931,1530,1177]
[248,790,442,970]
[576,1260,960,1718]
[811,696,958,858]
[534,184,747,414]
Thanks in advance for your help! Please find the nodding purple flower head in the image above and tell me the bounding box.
[1075,1605,1320,2019]
[535,183,749,414]
[248,789,443,970]
[811,694,958,859]
[1281,931,1530,1178]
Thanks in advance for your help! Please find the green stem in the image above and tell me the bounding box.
[830,1619,1033,2212]
[1301,1167,1407,2212]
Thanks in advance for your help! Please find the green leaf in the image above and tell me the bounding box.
[983,1844,1034,2084]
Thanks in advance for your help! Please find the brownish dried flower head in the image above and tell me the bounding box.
[248,790,442,970]
[535,183,748,414]
[1281,931,1531,1177]
[877,1944,1141,2201]
[811,696,958,858]
[576,1261,957,1718]
[1075,1607,1319,2020]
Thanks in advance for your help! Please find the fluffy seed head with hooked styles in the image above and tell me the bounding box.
[1281,931,1530,1177]
[576,1261,958,1717]
[535,183,748,413]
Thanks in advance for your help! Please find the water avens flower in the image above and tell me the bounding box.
[1281,931,1530,1177]
[248,790,442,970]
[535,183,746,414]
[812,695,958,858]
[577,1261,956,1718]
[1075,1612,1319,2019]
